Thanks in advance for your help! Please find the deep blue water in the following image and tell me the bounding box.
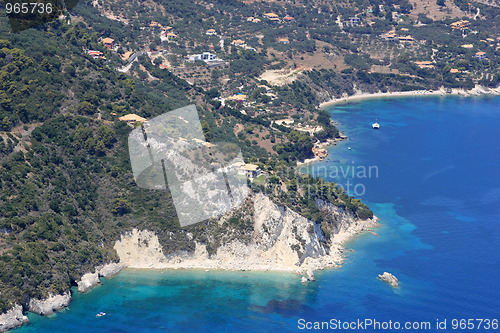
[14,96,500,332]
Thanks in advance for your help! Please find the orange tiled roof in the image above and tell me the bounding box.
[119,114,147,122]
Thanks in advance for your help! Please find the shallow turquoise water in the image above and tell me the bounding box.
[14,96,500,332]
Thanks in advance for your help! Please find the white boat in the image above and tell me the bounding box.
[372,121,380,129]
[96,312,106,317]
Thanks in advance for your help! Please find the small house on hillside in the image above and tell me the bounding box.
[278,37,290,44]
[231,39,246,47]
[451,20,470,30]
[264,13,279,20]
[119,114,147,124]
[101,38,115,49]
[415,61,434,69]
[206,29,217,36]
[382,31,397,41]
[166,32,178,39]
[238,163,261,179]
[226,94,247,103]
[188,52,219,63]
[87,50,106,60]
[398,36,414,43]
[475,51,487,60]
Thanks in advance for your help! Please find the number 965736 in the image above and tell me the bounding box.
[5,2,53,14]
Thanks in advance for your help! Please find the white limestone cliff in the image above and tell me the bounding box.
[77,262,125,293]
[27,292,71,316]
[114,193,379,273]
[0,304,28,333]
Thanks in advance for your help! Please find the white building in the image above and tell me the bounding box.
[188,52,219,63]
[206,29,217,36]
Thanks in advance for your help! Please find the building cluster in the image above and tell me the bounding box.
[381,30,414,43]
[246,13,295,24]
[336,15,361,29]
[230,39,256,51]
[261,12,295,23]
[86,50,106,60]
[101,38,115,49]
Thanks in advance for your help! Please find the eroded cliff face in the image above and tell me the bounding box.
[114,193,378,272]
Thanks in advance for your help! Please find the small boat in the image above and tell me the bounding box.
[372,120,380,129]
[96,312,106,317]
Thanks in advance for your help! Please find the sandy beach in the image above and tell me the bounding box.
[319,85,500,109]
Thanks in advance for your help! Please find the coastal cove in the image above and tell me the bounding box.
[8,95,500,332]
[304,95,500,324]
[4,192,379,332]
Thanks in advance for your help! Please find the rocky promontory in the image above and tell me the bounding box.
[27,292,71,316]
[77,262,125,293]
[0,304,28,332]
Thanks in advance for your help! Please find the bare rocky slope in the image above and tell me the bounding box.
[114,193,378,272]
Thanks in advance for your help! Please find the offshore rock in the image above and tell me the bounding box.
[301,277,308,285]
[378,272,399,288]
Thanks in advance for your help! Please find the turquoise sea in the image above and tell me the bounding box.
[14,96,500,332]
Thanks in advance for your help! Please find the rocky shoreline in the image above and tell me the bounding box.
[1,193,378,332]
[0,262,124,332]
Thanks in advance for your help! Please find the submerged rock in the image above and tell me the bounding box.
[253,299,311,317]
[378,272,399,288]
